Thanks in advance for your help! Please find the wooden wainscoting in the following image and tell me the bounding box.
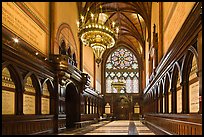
[57,114,67,132]
[144,114,202,135]
[75,114,99,128]
[2,115,54,135]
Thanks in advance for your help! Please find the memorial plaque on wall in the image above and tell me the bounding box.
[105,103,110,114]
[105,107,110,114]
[189,81,199,113]
[177,89,182,113]
[2,90,15,114]
[23,94,35,114]
[2,2,48,55]
[134,103,140,114]
[41,97,50,114]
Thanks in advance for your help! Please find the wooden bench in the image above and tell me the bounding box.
[144,114,202,135]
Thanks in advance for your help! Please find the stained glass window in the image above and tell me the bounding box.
[105,47,139,93]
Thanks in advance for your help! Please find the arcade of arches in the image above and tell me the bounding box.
[2,2,202,135]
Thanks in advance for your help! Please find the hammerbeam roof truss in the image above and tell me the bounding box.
[77,2,152,58]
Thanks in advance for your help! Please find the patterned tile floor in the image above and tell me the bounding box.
[59,120,156,135]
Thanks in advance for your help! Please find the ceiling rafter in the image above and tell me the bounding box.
[119,29,144,48]
[136,13,145,40]
[119,13,145,47]
[78,2,152,59]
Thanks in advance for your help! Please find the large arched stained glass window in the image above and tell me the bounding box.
[105,47,139,93]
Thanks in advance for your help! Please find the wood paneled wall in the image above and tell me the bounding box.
[2,26,103,135]
[142,2,202,135]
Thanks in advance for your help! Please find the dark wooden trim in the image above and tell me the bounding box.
[197,30,202,114]
[144,2,202,95]
[144,114,202,135]
[93,53,96,89]
[2,115,55,135]
[2,27,55,79]
[79,40,83,71]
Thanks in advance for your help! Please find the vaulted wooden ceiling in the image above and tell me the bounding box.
[77,2,152,59]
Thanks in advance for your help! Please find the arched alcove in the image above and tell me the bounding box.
[65,82,80,128]
[164,73,171,113]
[171,62,181,114]
[182,47,199,114]
[2,67,16,115]
[41,79,54,115]
[114,95,131,120]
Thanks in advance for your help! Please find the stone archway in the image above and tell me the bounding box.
[65,82,80,128]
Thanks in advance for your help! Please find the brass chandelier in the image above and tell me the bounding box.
[77,6,119,66]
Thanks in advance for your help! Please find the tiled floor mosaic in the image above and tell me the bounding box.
[59,120,156,135]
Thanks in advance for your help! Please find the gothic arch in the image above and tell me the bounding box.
[55,23,78,63]
[23,72,41,93]
[171,62,182,89]
[41,78,54,98]
[158,80,164,113]
[164,73,171,94]
[181,46,198,83]
[42,78,54,92]
[2,62,23,91]
[65,81,80,128]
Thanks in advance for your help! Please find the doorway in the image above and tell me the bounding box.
[66,83,80,128]
[114,96,132,120]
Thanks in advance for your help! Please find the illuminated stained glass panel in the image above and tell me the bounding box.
[105,47,139,93]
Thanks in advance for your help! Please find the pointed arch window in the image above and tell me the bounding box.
[105,47,139,93]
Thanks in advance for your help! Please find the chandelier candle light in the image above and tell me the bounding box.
[77,5,119,66]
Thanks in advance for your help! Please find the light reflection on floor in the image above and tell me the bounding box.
[59,120,155,135]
